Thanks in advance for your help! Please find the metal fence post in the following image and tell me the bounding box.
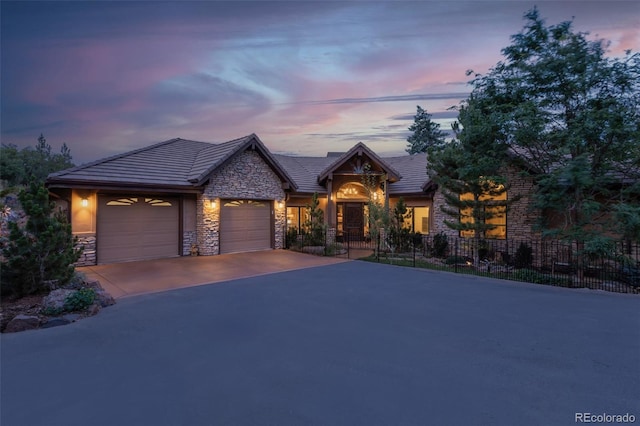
[455,237,459,274]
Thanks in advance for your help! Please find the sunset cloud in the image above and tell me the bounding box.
[2,1,637,164]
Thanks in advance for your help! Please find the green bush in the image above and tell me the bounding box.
[432,232,449,258]
[1,181,82,297]
[445,255,467,265]
[477,240,495,261]
[514,242,533,268]
[63,288,96,312]
[286,227,300,249]
[511,269,572,286]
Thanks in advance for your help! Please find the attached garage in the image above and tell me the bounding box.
[97,195,180,264]
[220,200,272,254]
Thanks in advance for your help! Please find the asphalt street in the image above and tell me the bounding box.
[2,261,639,426]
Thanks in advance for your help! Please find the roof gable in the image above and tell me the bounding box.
[190,134,298,190]
[317,142,402,184]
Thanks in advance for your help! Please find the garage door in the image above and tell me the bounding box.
[97,195,179,264]
[220,200,271,254]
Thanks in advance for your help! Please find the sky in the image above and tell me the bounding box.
[1,1,638,165]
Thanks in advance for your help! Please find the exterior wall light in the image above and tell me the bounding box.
[210,199,217,209]
[81,198,89,207]
[278,201,284,209]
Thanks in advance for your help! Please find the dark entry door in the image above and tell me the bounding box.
[344,203,364,239]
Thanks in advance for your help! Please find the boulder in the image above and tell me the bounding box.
[5,315,40,333]
[95,290,116,307]
[42,289,75,311]
[86,303,101,317]
[62,313,82,323]
[85,280,103,290]
[41,317,71,329]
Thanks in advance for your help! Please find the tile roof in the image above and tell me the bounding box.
[272,155,334,193]
[384,155,430,194]
[47,135,431,194]
[47,138,211,188]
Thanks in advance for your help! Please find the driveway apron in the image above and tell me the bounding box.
[78,250,348,298]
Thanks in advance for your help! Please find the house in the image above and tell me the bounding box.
[46,133,538,265]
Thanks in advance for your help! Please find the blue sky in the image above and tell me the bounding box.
[1,1,638,164]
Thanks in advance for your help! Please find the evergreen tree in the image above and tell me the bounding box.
[1,181,82,297]
[405,106,447,155]
[424,90,516,264]
[361,163,390,254]
[0,134,75,186]
[304,192,326,246]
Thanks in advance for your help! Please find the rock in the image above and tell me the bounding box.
[5,315,40,333]
[41,317,71,329]
[62,313,82,323]
[86,303,101,317]
[42,289,75,311]
[85,280,104,290]
[95,290,115,307]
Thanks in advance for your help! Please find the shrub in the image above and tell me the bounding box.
[285,227,299,249]
[477,240,495,261]
[1,181,82,297]
[445,255,468,265]
[514,242,533,268]
[63,288,96,312]
[432,232,449,258]
[511,269,572,286]
[304,193,326,246]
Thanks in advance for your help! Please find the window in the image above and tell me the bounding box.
[286,206,310,232]
[404,207,430,234]
[106,197,138,206]
[459,192,506,239]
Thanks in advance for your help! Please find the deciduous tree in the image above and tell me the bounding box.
[468,8,640,244]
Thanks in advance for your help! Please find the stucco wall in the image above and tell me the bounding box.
[196,149,286,255]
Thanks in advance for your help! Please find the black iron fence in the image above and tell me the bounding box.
[285,228,640,294]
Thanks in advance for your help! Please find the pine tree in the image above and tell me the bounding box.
[1,181,82,297]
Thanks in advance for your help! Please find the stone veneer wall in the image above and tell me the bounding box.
[74,233,96,266]
[274,204,286,249]
[504,166,539,241]
[197,149,286,255]
[182,231,197,256]
[430,166,540,241]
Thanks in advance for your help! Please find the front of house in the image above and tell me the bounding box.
[46,133,538,266]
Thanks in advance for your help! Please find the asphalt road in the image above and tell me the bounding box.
[2,261,639,426]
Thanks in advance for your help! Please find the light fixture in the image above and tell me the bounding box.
[210,199,217,209]
[81,198,89,207]
[278,201,284,209]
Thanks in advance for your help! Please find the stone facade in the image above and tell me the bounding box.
[182,231,197,256]
[74,233,96,266]
[504,166,539,241]
[196,195,220,256]
[274,203,286,250]
[196,149,286,255]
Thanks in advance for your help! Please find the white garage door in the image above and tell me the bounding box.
[220,200,271,254]
[97,195,179,264]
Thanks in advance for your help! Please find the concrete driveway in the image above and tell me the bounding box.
[79,250,349,298]
[2,262,638,426]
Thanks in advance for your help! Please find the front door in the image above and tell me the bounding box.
[344,203,364,240]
